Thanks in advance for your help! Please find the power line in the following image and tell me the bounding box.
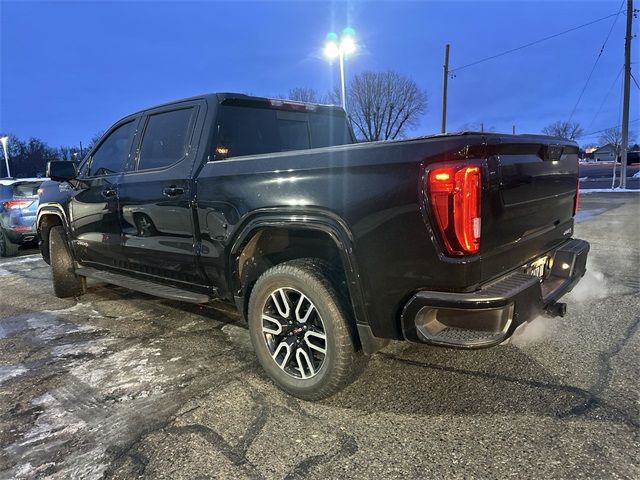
[585,65,623,132]
[449,9,626,75]
[567,0,625,123]
[583,117,640,138]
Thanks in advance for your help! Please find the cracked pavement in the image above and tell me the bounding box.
[0,192,638,479]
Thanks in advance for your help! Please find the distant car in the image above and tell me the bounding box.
[627,150,640,165]
[0,178,44,256]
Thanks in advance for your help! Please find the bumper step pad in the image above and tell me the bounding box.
[435,326,504,344]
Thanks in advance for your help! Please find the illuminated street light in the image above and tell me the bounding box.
[324,28,357,111]
[0,136,11,178]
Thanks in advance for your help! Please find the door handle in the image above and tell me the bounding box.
[101,188,116,198]
[163,186,185,197]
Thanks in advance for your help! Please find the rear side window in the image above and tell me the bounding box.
[138,108,195,170]
[278,117,310,151]
[89,121,136,176]
[308,113,353,149]
[216,105,352,158]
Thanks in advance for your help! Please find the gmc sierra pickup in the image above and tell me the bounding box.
[38,93,589,399]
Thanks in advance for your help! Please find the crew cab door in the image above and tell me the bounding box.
[69,117,139,267]
[116,101,207,287]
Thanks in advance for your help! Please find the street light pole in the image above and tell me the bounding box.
[0,136,11,178]
[324,29,356,113]
[339,50,347,111]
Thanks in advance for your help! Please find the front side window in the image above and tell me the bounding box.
[138,108,195,170]
[88,121,135,177]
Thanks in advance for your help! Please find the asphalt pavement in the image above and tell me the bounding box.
[0,193,638,479]
[579,163,639,190]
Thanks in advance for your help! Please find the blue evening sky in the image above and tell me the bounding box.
[1,0,637,147]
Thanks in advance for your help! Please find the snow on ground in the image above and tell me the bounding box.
[580,188,640,193]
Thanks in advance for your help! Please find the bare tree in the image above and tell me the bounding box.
[0,134,56,178]
[598,126,636,188]
[57,145,84,162]
[287,87,321,103]
[599,127,623,153]
[86,131,104,152]
[332,70,427,141]
[542,121,584,141]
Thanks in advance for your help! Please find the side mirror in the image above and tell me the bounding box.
[47,161,78,182]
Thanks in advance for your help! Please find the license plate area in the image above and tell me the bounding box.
[522,256,550,281]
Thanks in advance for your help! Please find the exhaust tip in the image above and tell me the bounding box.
[545,301,567,318]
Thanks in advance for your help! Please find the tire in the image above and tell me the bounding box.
[49,226,85,298]
[0,228,19,257]
[248,258,368,400]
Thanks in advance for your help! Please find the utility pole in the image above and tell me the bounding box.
[512,125,516,135]
[441,44,450,134]
[620,0,633,189]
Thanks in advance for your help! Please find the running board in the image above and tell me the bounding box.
[75,267,211,304]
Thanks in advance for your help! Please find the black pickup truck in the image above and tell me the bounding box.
[38,93,589,399]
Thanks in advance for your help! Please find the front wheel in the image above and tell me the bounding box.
[248,259,367,400]
[49,226,85,298]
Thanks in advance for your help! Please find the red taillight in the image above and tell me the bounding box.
[428,164,481,256]
[3,199,34,210]
[574,179,580,216]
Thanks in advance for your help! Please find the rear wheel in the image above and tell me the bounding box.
[49,226,85,298]
[0,228,19,257]
[248,259,367,400]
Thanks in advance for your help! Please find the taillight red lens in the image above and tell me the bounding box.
[3,199,34,210]
[573,179,580,216]
[428,164,481,256]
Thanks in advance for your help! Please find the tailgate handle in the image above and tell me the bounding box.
[541,145,564,161]
[163,186,184,197]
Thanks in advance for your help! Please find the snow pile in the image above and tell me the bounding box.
[0,365,28,384]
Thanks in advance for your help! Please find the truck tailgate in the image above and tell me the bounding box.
[480,137,579,283]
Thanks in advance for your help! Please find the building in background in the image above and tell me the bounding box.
[592,144,619,163]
